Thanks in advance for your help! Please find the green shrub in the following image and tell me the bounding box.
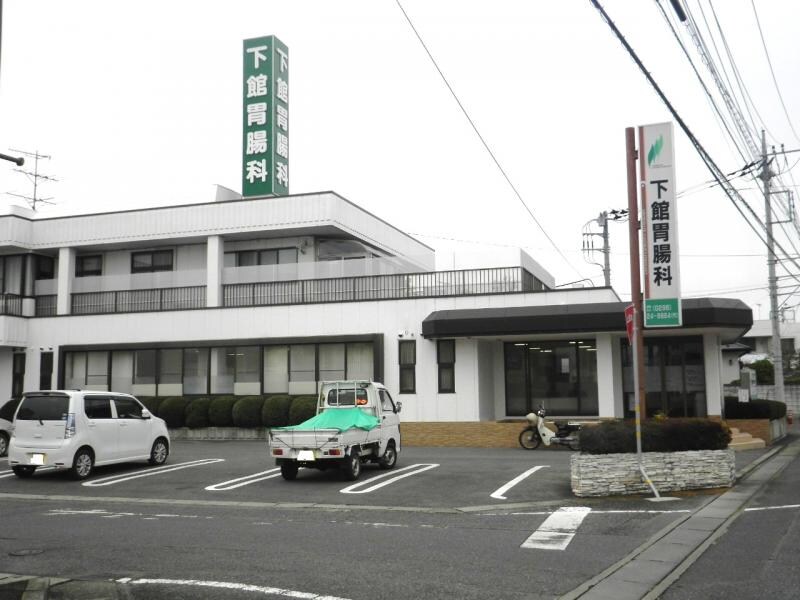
[185,397,211,429]
[750,359,774,384]
[262,395,293,427]
[137,396,163,417]
[0,398,21,421]
[288,395,318,425]
[208,395,237,427]
[158,396,191,428]
[232,396,265,428]
[725,397,786,420]
[580,419,731,454]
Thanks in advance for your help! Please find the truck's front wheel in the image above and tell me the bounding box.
[280,462,299,481]
[342,451,361,481]
[378,442,398,470]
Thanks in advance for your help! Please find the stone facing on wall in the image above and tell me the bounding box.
[570,449,735,497]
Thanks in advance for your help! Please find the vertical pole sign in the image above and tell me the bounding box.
[242,35,289,197]
[639,122,681,327]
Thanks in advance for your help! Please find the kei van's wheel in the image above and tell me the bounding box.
[568,435,581,451]
[12,465,36,478]
[342,451,361,481]
[518,427,542,450]
[378,443,398,470]
[0,432,8,457]
[148,438,169,465]
[71,448,94,480]
[280,462,298,481]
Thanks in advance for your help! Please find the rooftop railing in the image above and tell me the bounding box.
[224,266,545,307]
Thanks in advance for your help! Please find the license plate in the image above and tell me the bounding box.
[297,450,315,462]
[30,453,45,466]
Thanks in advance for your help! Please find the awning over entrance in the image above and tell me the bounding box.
[421,298,752,342]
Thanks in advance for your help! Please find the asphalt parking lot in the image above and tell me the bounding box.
[0,440,789,600]
[0,440,732,510]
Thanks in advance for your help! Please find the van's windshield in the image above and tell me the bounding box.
[16,395,70,421]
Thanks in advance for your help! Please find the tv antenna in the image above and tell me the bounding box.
[6,149,58,210]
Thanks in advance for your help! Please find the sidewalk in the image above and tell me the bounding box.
[561,428,800,600]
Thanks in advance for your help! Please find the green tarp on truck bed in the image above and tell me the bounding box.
[275,408,380,432]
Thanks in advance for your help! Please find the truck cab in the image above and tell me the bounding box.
[269,380,402,481]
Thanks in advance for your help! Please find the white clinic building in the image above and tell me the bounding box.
[0,191,751,421]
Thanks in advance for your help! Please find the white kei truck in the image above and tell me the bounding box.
[268,381,402,481]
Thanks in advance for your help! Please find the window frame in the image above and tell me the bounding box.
[131,249,174,274]
[398,340,416,394]
[76,254,103,277]
[437,339,455,394]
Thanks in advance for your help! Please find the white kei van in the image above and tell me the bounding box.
[8,390,170,480]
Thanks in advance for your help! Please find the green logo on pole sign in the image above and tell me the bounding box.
[644,297,682,327]
[242,35,289,197]
[647,135,663,166]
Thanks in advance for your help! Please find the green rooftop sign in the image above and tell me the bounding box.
[242,35,289,197]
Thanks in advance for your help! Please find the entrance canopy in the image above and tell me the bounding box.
[421,298,752,343]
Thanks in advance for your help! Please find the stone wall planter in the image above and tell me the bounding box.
[570,449,735,497]
[169,427,267,441]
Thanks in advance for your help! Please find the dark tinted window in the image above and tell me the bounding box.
[16,395,70,421]
[84,397,113,419]
[0,398,22,421]
[114,398,143,419]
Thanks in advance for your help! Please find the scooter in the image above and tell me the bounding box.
[519,406,581,450]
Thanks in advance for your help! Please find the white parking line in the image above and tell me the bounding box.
[82,458,224,487]
[205,469,281,491]
[118,577,352,600]
[521,506,592,550]
[490,465,549,500]
[340,463,439,494]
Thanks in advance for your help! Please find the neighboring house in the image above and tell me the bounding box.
[0,192,751,421]
[740,319,800,373]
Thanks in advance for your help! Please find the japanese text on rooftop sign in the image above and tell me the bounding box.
[242,35,289,197]
[640,122,682,327]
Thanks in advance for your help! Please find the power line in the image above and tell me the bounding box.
[393,0,585,280]
[750,0,800,144]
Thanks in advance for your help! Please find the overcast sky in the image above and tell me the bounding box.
[1,1,799,317]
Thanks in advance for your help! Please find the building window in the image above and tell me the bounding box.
[131,250,173,273]
[183,348,209,394]
[159,349,183,385]
[289,345,316,382]
[39,351,54,390]
[503,341,598,417]
[76,255,103,277]
[235,346,261,383]
[225,247,299,267]
[399,340,416,394]
[35,255,55,280]
[134,350,157,385]
[437,340,455,393]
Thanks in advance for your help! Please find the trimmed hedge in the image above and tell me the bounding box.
[724,397,787,420]
[137,396,163,417]
[0,398,21,421]
[288,395,318,425]
[232,396,266,428]
[158,396,192,429]
[262,395,293,428]
[580,419,731,455]
[185,397,212,429]
[208,395,238,427]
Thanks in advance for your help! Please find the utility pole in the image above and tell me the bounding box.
[582,208,628,287]
[6,149,57,210]
[762,130,785,405]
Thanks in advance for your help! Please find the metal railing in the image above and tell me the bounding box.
[0,294,23,316]
[35,295,58,317]
[71,286,206,315]
[224,267,544,307]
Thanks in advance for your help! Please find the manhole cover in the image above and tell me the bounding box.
[9,549,44,557]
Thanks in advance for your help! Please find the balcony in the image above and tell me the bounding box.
[224,266,544,307]
[71,286,206,315]
[0,294,23,316]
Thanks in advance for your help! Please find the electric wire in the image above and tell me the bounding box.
[750,0,800,145]
[590,0,800,290]
[393,0,586,281]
